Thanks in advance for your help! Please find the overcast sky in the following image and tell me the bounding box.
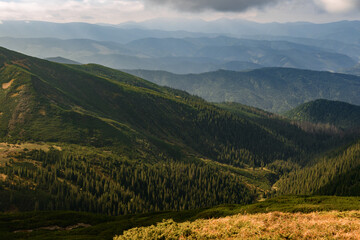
[0,0,359,24]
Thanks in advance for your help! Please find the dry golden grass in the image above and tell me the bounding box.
[39,109,46,116]
[0,142,61,165]
[11,60,31,70]
[115,211,360,240]
[10,92,19,98]
[16,85,25,91]
[2,79,15,89]
[0,173,7,181]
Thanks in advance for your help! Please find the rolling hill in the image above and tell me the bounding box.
[284,99,360,130]
[126,68,360,113]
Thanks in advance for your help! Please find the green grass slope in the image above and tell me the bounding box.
[284,99,360,130]
[126,68,360,113]
[0,46,309,167]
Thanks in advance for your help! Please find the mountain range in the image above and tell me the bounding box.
[0,20,359,74]
[0,20,214,43]
[0,36,355,74]
[118,18,360,45]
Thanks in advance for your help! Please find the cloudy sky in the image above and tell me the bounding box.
[0,0,359,24]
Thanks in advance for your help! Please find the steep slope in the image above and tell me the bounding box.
[284,99,360,130]
[0,48,138,145]
[126,68,360,113]
[4,46,325,167]
[275,140,360,196]
[74,65,355,165]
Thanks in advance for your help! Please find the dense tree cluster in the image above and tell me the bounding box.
[275,141,360,196]
[0,149,256,215]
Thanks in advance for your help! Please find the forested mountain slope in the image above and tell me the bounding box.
[126,68,360,113]
[275,140,360,196]
[284,99,360,130]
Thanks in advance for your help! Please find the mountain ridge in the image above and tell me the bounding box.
[0,35,356,74]
[126,68,360,113]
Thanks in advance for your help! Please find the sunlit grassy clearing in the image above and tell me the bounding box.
[115,211,360,240]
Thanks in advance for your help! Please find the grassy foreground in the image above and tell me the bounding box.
[115,211,360,240]
[1,196,360,239]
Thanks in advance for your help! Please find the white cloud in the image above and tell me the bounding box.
[0,0,146,23]
[315,0,359,13]
[0,0,359,23]
[144,0,280,12]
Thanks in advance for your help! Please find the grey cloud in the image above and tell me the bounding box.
[145,0,281,12]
